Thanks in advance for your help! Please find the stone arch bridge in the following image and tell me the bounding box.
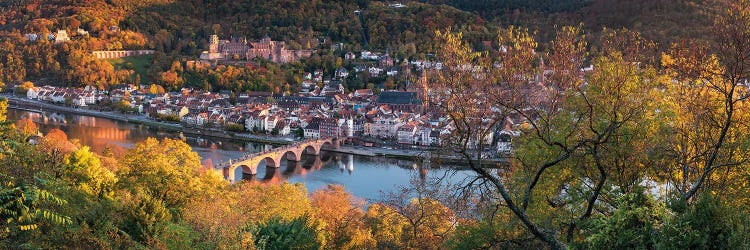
[215,138,339,181]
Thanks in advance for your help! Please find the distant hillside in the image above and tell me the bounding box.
[0,0,713,53]
[423,0,593,14]
[582,0,712,47]
[423,0,712,48]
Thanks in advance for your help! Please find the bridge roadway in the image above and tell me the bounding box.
[216,138,339,181]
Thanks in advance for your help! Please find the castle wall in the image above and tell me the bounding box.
[92,50,156,59]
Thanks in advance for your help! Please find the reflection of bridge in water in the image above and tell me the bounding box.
[215,138,340,182]
[252,154,340,184]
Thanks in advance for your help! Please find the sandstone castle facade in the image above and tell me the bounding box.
[200,35,313,64]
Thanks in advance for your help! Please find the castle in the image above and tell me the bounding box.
[200,35,313,64]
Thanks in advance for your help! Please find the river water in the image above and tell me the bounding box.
[7,108,474,201]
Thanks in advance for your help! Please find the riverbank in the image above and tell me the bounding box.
[4,95,294,145]
[5,96,508,165]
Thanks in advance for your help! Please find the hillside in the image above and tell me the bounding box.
[0,0,501,88]
[0,0,498,53]
[0,0,715,89]
[424,0,712,48]
[0,0,712,54]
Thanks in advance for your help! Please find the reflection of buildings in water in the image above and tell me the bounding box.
[396,159,419,170]
[90,127,131,141]
[347,154,354,173]
[370,156,407,167]
[25,112,42,121]
[243,142,270,153]
[338,156,345,172]
[196,138,208,147]
[73,115,96,127]
[42,112,67,124]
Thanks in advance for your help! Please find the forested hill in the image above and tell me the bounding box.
[423,0,592,13]
[0,0,713,53]
[423,0,712,48]
[0,0,498,54]
[0,0,715,89]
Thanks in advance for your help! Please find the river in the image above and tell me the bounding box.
[7,108,475,201]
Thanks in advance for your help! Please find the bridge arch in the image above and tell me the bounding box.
[260,157,277,168]
[279,150,301,162]
[302,145,319,155]
[227,164,257,182]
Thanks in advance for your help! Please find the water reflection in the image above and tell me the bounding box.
[7,108,474,200]
[7,108,268,164]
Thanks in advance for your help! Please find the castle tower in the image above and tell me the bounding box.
[209,34,220,53]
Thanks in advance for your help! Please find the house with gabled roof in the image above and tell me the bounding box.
[304,117,321,139]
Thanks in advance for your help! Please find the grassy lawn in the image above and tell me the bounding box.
[107,54,154,84]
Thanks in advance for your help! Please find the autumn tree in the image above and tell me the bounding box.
[65,146,117,197]
[309,184,375,249]
[14,118,37,136]
[430,26,659,248]
[657,0,750,204]
[375,181,458,249]
[117,138,225,209]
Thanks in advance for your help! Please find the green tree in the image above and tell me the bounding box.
[580,188,666,249]
[0,179,72,237]
[253,216,322,250]
[225,123,245,133]
[66,146,117,198]
[121,192,172,243]
[657,194,750,249]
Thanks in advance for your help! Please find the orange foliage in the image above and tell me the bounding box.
[15,118,37,135]
[40,128,77,154]
[310,184,375,249]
